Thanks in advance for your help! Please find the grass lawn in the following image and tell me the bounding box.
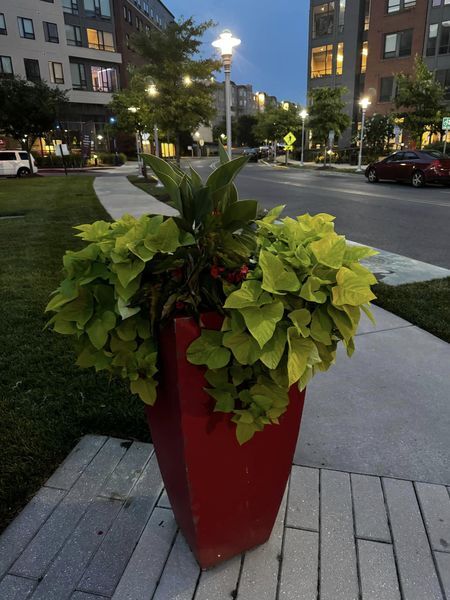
[373,278,450,343]
[0,176,149,533]
[127,175,170,201]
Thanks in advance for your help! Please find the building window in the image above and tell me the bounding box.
[87,28,115,51]
[312,2,335,39]
[361,41,368,74]
[379,76,395,102]
[0,13,7,35]
[43,22,59,43]
[364,0,371,31]
[339,0,346,32]
[24,59,41,83]
[427,24,438,56]
[62,0,79,14]
[387,0,416,13]
[436,69,450,99]
[49,61,64,84]
[311,44,333,78]
[91,65,118,92]
[66,24,82,46]
[383,30,412,58]
[84,0,111,18]
[336,42,344,75]
[431,0,450,5]
[18,17,35,40]
[0,55,13,76]
[439,23,450,54]
[70,62,87,89]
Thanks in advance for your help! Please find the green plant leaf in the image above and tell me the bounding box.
[186,330,231,369]
[204,367,229,387]
[144,218,180,253]
[310,306,333,345]
[299,276,329,303]
[310,235,346,269]
[287,328,317,386]
[327,305,354,341]
[259,327,287,369]
[240,300,284,348]
[236,421,258,445]
[222,200,258,230]
[86,310,116,349]
[218,140,230,164]
[260,205,285,224]
[223,330,261,365]
[114,260,145,288]
[130,377,157,405]
[288,308,311,337]
[206,388,235,412]
[259,250,300,294]
[344,244,378,263]
[189,166,203,191]
[332,267,377,307]
[206,156,248,193]
[224,280,269,309]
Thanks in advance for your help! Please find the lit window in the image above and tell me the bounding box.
[91,65,118,92]
[311,45,333,78]
[336,42,344,75]
[49,61,64,84]
[87,28,114,51]
[312,2,335,39]
[361,41,368,73]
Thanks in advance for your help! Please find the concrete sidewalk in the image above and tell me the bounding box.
[0,432,448,600]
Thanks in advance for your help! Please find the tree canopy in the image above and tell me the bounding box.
[253,104,303,144]
[308,87,350,147]
[0,77,68,153]
[363,114,395,156]
[126,17,221,162]
[395,56,444,148]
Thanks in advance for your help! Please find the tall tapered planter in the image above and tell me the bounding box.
[145,313,306,569]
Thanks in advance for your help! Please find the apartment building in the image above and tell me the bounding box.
[212,81,278,126]
[424,0,450,103]
[0,0,173,129]
[307,0,431,146]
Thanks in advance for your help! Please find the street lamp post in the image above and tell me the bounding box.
[146,82,160,157]
[300,109,308,166]
[127,106,141,172]
[212,30,241,160]
[356,97,371,173]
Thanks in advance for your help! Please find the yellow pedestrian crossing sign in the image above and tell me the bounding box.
[284,132,296,146]
[285,145,294,152]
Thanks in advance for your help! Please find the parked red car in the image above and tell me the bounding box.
[365,150,450,187]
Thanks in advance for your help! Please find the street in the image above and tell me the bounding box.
[188,158,450,269]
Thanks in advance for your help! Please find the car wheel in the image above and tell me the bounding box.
[411,170,425,188]
[17,167,31,178]
[367,168,378,183]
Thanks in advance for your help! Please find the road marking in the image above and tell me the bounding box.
[243,176,450,208]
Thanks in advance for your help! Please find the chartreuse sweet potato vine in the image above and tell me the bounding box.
[46,145,377,444]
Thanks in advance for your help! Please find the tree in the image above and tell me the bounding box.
[308,87,350,154]
[395,56,444,148]
[131,17,221,164]
[363,114,395,156]
[0,77,68,173]
[235,115,259,147]
[253,104,303,146]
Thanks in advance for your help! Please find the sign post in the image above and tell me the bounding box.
[55,143,69,176]
[283,131,296,166]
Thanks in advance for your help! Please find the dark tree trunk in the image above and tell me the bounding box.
[176,133,181,167]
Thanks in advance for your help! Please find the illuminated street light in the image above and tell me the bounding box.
[356,97,371,172]
[183,75,192,86]
[212,30,241,159]
[146,83,160,156]
[300,109,309,166]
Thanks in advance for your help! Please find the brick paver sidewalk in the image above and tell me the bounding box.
[0,435,448,600]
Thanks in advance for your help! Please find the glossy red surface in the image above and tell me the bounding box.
[145,314,306,569]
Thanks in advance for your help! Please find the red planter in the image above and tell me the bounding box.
[145,313,306,569]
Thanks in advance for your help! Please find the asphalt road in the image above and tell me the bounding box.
[187,158,450,269]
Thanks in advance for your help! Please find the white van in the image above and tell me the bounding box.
[0,150,38,177]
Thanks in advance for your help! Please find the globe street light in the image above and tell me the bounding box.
[300,109,309,166]
[128,106,142,170]
[212,30,241,159]
[356,97,371,173]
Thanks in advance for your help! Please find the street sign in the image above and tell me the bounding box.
[442,117,450,130]
[284,131,296,146]
[285,145,294,152]
[328,130,335,144]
